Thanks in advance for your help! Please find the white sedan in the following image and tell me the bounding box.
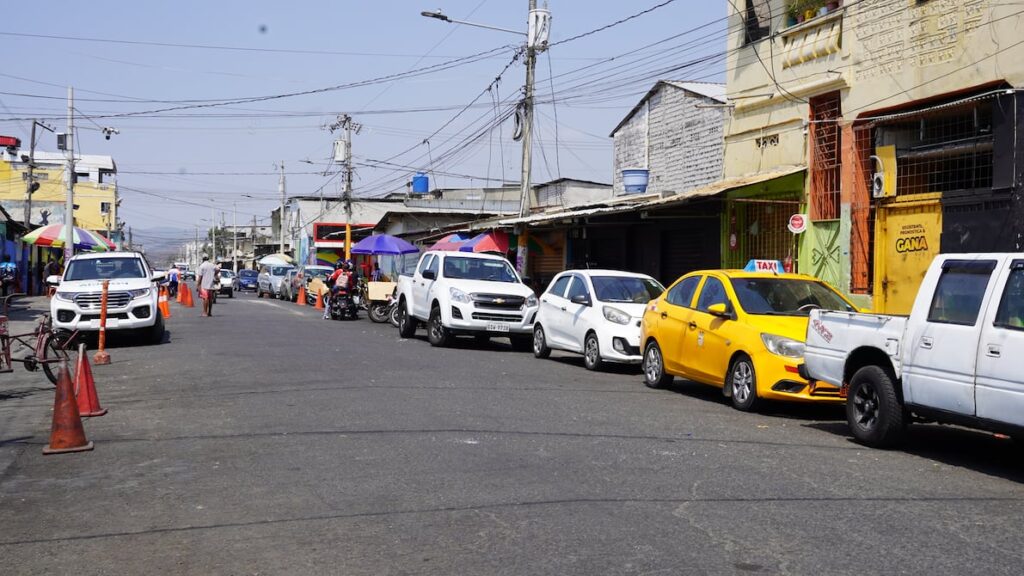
[532,269,665,370]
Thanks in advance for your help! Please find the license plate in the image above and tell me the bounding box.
[89,318,119,329]
[486,322,510,333]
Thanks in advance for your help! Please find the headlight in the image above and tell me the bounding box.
[603,305,631,325]
[525,294,538,308]
[449,287,471,303]
[127,288,151,299]
[761,333,806,358]
[54,291,77,302]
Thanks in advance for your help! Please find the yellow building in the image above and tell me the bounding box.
[724,0,1024,312]
[0,149,119,235]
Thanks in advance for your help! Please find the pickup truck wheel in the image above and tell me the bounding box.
[728,355,759,412]
[427,306,451,347]
[397,301,417,338]
[147,315,166,345]
[583,333,603,371]
[643,341,673,389]
[533,325,551,359]
[848,365,904,448]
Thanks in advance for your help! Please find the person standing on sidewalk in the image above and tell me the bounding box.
[197,256,218,317]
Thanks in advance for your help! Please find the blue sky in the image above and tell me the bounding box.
[0,1,725,245]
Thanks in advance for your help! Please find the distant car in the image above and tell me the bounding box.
[279,269,300,302]
[218,269,237,298]
[237,269,258,292]
[183,270,196,282]
[257,265,294,299]
[533,270,664,370]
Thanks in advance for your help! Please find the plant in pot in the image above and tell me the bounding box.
[785,1,800,26]
[804,0,822,21]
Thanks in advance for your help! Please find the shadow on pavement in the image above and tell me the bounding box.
[660,378,847,421]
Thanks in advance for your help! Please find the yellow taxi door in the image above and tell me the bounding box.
[680,275,736,386]
[655,275,701,376]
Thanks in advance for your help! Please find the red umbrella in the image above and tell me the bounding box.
[458,230,509,254]
[429,233,468,252]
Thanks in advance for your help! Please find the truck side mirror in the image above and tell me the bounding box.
[422,270,436,280]
[46,274,61,286]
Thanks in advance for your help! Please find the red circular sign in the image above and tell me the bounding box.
[788,214,807,233]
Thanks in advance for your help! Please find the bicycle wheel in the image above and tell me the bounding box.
[41,332,79,386]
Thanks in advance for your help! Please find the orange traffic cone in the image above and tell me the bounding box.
[158,286,172,319]
[175,283,183,303]
[296,284,307,306]
[315,290,325,310]
[74,343,107,418]
[181,282,195,308]
[43,360,94,455]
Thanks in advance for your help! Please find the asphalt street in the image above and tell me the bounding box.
[1,291,1023,575]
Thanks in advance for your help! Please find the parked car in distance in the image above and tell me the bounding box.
[802,253,1024,448]
[278,269,300,301]
[395,251,539,350]
[237,269,258,292]
[641,265,856,411]
[183,270,196,282]
[299,265,334,305]
[48,251,166,344]
[257,265,294,299]
[533,270,664,370]
[218,268,236,298]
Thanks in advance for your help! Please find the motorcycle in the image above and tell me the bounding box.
[370,288,399,325]
[328,286,359,320]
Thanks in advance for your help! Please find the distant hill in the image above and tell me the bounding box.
[130,227,191,265]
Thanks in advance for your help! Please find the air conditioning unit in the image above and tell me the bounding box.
[872,172,885,199]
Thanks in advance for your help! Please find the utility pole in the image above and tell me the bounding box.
[194,226,199,269]
[277,162,286,255]
[329,114,360,261]
[128,226,133,250]
[232,203,238,274]
[23,120,53,228]
[515,1,549,276]
[210,204,216,261]
[63,87,75,265]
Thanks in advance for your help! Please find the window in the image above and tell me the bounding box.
[441,257,516,282]
[927,261,995,326]
[425,255,440,278]
[566,276,590,301]
[697,277,728,313]
[591,276,664,304]
[100,202,112,215]
[994,262,1024,331]
[742,0,770,44]
[730,278,855,316]
[65,258,146,281]
[416,255,433,276]
[548,275,571,297]
[810,92,842,221]
[666,276,700,308]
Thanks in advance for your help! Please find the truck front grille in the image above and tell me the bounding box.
[471,312,523,323]
[74,291,132,310]
[472,293,525,311]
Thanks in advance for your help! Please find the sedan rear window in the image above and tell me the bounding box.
[592,276,664,304]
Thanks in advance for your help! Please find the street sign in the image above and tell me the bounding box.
[788,213,808,234]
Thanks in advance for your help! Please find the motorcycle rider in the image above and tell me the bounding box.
[324,260,352,320]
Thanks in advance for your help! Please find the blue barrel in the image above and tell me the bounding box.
[411,172,429,194]
[622,169,649,194]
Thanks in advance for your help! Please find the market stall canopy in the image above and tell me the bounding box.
[21,224,115,252]
[458,230,509,254]
[428,233,468,252]
[350,234,419,255]
[258,253,294,266]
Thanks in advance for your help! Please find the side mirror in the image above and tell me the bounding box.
[46,274,61,286]
[151,271,166,282]
[707,302,733,319]
[422,269,436,280]
[570,294,592,307]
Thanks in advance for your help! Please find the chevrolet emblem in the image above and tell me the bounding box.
[494,298,505,304]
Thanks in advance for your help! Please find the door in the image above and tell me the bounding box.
[411,254,436,320]
[682,275,734,386]
[903,259,996,416]
[656,275,700,375]
[562,275,593,352]
[874,197,942,315]
[540,274,573,348]
[975,259,1024,427]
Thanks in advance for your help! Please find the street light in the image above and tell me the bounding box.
[419,9,526,36]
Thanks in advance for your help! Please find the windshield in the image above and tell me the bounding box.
[305,267,332,280]
[592,276,664,303]
[270,266,292,276]
[730,278,855,316]
[239,270,257,278]
[442,257,518,283]
[65,258,147,281]
[219,270,235,279]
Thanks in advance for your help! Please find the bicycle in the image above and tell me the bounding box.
[0,295,80,385]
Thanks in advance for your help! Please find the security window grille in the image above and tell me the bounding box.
[810,92,842,221]
[851,124,875,294]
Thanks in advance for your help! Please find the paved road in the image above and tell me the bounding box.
[1,292,1023,575]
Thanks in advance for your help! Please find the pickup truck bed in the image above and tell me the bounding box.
[804,311,907,388]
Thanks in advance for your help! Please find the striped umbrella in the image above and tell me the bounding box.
[21,224,116,252]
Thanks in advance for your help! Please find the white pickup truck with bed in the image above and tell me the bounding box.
[802,253,1024,447]
[395,250,539,350]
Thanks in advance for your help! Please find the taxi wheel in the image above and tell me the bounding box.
[728,355,759,412]
[533,325,551,359]
[643,341,673,389]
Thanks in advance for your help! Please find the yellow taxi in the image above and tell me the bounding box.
[640,264,858,411]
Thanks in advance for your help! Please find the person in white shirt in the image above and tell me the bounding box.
[196,256,218,317]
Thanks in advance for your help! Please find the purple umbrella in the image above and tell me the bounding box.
[349,234,420,255]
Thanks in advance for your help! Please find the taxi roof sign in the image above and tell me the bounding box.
[743,259,784,273]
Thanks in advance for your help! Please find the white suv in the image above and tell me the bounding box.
[395,251,539,350]
[49,252,166,344]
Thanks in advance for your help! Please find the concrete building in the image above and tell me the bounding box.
[610,81,729,197]
[725,0,1024,311]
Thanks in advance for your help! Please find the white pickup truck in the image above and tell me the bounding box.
[802,253,1024,448]
[395,250,539,350]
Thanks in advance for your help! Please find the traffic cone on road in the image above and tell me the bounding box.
[43,360,94,455]
[175,284,183,303]
[315,290,324,310]
[181,282,195,308]
[296,284,307,306]
[74,343,107,418]
[158,287,172,319]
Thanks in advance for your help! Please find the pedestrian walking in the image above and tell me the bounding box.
[197,256,218,317]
